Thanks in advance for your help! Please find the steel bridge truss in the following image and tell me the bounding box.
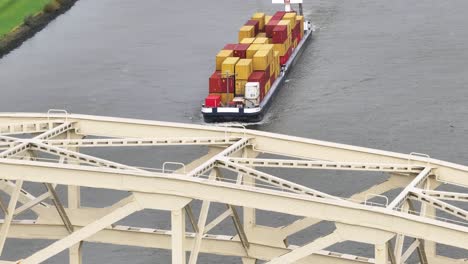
[0,112,466,264]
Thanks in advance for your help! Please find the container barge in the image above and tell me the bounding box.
[202,0,313,123]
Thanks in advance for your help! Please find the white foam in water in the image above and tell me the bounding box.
[198,111,274,127]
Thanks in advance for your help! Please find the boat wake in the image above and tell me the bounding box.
[197,111,274,128]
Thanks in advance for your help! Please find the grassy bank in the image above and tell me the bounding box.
[0,0,50,36]
[0,0,77,58]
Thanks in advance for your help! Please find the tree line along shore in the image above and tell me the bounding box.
[0,0,78,58]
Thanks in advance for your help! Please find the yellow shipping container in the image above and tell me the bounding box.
[235,80,247,95]
[273,43,287,56]
[283,12,296,28]
[253,37,269,44]
[253,49,270,71]
[240,37,255,44]
[216,50,233,71]
[285,37,291,49]
[239,25,255,42]
[247,44,261,59]
[296,15,304,36]
[251,13,266,31]
[278,20,292,35]
[270,61,275,77]
[274,51,280,77]
[235,59,253,80]
[221,93,234,105]
[258,44,274,63]
[293,38,298,48]
[265,15,272,25]
[221,57,240,76]
[270,62,275,78]
[211,93,234,105]
[258,43,274,49]
[256,32,267,38]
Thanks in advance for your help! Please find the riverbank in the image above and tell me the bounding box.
[0,0,78,59]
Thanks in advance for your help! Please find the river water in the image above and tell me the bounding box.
[0,0,467,263]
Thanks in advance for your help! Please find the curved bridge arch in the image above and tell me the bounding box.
[0,113,466,264]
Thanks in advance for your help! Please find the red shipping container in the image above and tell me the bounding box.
[220,77,235,93]
[292,22,300,37]
[248,71,267,85]
[245,20,259,35]
[205,94,221,108]
[279,55,287,66]
[248,71,267,100]
[209,71,222,93]
[270,74,276,86]
[265,20,280,38]
[295,33,302,43]
[272,25,288,44]
[223,43,237,50]
[272,11,286,20]
[233,44,250,59]
[280,47,293,65]
[209,71,235,93]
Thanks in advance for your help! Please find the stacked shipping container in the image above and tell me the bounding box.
[205,11,305,108]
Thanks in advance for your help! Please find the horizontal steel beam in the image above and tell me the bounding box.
[420,189,468,202]
[279,175,413,238]
[31,142,147,172]
[0,160,466,249]
[43,136,243,147]
[0,122,74,159]
[0,113,466,262]
[3,221,372,264]
[2,113,466,187]
[217,159,342,200]
[227,158,425,173]
[409,190,468,221]
[0,121,64,136]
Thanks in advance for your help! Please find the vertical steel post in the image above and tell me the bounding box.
[0,180,23,254]
[69,184,82,264]
[67,132,83,264]
[394,202,409,263]
[172,208,186,264]
[375,243,389,264]
[420,179,436,259]
[188,169,216,264]
[243,148,256,235]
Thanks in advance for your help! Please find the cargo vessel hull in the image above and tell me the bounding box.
[202,26,312,123]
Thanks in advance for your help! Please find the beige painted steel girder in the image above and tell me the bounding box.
[409,189,468,221]
[278,175,413,238]
[186,137,251,177]
[0,122,74,158]
[30,141,148,171]
[421,189,468,202]
[3,221,374,264]
[387,167,432,209]
[217,158,343,200]
[21,197,141,264]
[0,120,65,136]
[266,232,342,264]
[227,158,425,173]
[1,113,466,186]
[0,113,466,263]
[0,159,466,250]
[43,136,243,147]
